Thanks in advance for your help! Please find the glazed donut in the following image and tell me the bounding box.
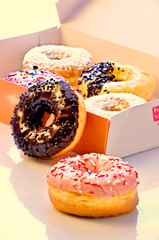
[23,45,93,89]
[47,153,139,217]
[84,92,146,119]
[78,61,155,102]
[10,78,86,158]
[4,69,66,88]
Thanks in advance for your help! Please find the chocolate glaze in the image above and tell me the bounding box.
[10,79,79,158]
[78,62,115,97]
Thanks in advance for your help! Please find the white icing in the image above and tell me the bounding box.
[23,45,93,71]
[84,93,146,119]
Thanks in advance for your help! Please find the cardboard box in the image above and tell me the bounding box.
[0,0,159,157]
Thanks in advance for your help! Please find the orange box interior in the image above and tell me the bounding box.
[0,78,26,125]
[74,112,110,155]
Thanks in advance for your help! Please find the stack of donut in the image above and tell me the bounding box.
[7,44,156,217]
[22,45,155,102]
[77,60,155,119]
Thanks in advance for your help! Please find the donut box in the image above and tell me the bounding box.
[0,0,159,157]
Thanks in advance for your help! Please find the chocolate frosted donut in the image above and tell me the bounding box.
[10,79,86,158]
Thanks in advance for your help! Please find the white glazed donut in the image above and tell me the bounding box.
[84,92,146,119]
[23,45,93,89]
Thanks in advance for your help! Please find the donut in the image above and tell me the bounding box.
[47,153,139,217]
[10,78,86,158]
[84,92,146,119]
[4,69,63,88]
[23,45,93,90]
[78,61,155,102]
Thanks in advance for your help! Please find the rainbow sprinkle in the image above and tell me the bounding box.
[4,69,67,88]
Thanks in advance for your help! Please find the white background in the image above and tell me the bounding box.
[0,0,60,39]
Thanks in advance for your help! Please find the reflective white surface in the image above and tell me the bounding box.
[0,122,159,240]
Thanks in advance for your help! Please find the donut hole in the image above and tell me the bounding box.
[27,101,55,130]
[41,112,55,127]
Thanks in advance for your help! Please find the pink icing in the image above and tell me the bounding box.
[4,69,66,88]
[47,153,139,197]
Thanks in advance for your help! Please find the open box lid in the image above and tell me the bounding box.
[57,0,159,58]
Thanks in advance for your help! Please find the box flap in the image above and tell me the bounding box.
[106,100,159,157]
[56,0,87,24]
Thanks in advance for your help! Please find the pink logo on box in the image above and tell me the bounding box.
[152,106,159,122]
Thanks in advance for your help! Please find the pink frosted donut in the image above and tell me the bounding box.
[4,69,66,88]
[47,153,139,217]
